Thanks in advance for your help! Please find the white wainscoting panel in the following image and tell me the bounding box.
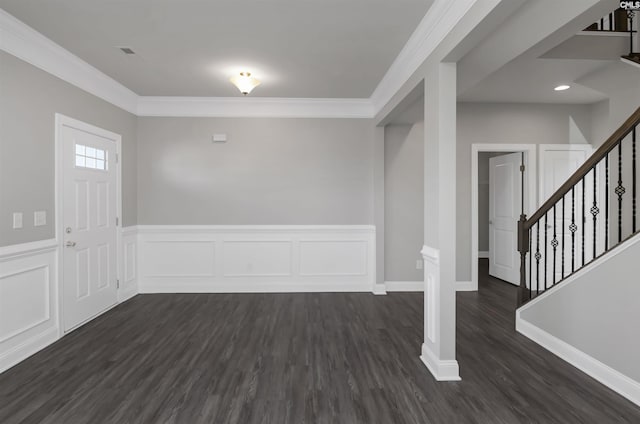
[120,227,138,302]
[136,226,376,293]
[0,240,59,373]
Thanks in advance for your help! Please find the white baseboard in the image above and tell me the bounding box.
[478,251,489,259]
[0,327,58,373]
[385,281,423,292]
[516,317,640,407]
[420,343,461,381]
[139,281,373,294]
[456,280,476,291]
[372,283,387,295]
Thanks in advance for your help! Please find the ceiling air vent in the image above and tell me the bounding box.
[119,47,136,55]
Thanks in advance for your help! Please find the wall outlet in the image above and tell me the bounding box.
[13,212,23,229]
[416,259,423,270]
[34,210,47,227]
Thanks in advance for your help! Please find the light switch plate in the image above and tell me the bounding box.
[416,259,423,270]
[34,210,47,227]
[13,212,23,229]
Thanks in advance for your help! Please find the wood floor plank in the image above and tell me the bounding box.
[1,262,639,423]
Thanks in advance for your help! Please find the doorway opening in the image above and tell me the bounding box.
[471,144,537,291]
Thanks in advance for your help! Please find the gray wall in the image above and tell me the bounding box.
[520,236,640,383]
[0,51,137,247]
[136,117,375,225]
[384,123,424,282]
[583,61,640,148]
[456,102,593,281]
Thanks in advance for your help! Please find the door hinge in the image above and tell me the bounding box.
[116,279,120,289]
[520,164,525,172]
[115,153,119,164]
[116,217,119,226]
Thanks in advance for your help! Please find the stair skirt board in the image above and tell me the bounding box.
[516,318,640,407]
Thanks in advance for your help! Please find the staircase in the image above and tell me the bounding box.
[514,107,640,407]
[517,106,640,305]
[584,6,640,65]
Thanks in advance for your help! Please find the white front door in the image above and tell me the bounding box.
[61,119,118,332]
[489,152,523,285]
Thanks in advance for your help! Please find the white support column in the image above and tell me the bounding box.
[420,62,460,381]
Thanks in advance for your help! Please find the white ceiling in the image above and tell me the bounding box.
[0,0,433,98]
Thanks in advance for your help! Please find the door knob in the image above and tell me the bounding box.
[65,241,76,247]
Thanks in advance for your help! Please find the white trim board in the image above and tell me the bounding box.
[371,0,477,113]
[420,343,461,381]
[0,3,480,118]
[137,97,374,119]
[516,318,640,407]
[470,144,537,292]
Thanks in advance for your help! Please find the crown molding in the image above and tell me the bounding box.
[137,96,374,119]
[0,8,139,115]
[370,0,477,113]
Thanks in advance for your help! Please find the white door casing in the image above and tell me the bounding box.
[489,152,523,285]
[58,115,120,332]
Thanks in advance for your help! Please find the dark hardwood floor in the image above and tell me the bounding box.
[1,261,639,423]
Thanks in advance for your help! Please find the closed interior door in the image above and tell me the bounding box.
[538,146,595,288]
[489,152,523,285]
[62,122,118,332]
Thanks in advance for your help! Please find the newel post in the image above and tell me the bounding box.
[517,214,529,306]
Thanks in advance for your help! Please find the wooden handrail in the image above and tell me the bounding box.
[524,106,640,229]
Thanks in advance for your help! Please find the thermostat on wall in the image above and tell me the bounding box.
[212,134,227,143]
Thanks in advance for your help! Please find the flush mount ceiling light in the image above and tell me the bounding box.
[230,72,261,95]
[554,85,571,91]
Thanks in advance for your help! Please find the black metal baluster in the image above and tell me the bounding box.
[529,227,533,299]
[535,223,541,296]
[571,187,576,273]
[592,167,598,260]
[562,196,565,279]
[544,213,548,290]
[606,153,609,250]
[617,141,625,243]
[633,128,637,234]
[552,205,558,285]
[582,177,586,267]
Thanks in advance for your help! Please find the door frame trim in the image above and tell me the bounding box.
[54,114,122,334]
[471,144,537,291]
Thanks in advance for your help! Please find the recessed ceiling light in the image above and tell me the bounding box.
[554,85,571,91]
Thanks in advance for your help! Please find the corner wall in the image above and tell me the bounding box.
[384,123,424,282]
